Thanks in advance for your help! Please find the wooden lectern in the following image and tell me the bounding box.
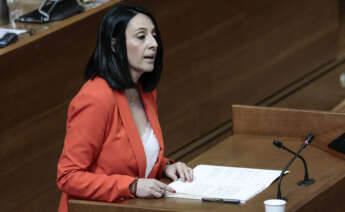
[69,105,345,212]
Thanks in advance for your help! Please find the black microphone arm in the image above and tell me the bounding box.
[274,133,315,200]
[273,140,315,186]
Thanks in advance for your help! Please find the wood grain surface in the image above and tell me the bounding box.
[232,105,345,160]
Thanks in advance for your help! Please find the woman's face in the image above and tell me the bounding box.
[125,13,158,82]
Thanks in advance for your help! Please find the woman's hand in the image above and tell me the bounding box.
[164,162,193,182]
[135,178,175,198]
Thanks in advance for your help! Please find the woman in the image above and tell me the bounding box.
[56,4,193,212]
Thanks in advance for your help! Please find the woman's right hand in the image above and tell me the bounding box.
[135,178,176,198]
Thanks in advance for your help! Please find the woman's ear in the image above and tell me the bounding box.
[111,38,116,53]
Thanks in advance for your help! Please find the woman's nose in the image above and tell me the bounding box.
[148,34,158,49]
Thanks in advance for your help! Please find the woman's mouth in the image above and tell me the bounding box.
[143,55,155,62]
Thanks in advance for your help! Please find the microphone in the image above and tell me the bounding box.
[273,133,315,200]
[273,139,315,186]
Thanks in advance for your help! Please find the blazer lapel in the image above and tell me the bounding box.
[139,87,164,150]
[113,90,147,178]
[139,87,165,177]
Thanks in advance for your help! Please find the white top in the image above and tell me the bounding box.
[140,123,160,178]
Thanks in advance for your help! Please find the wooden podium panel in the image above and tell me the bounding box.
[232,105,345,159]
[69,105,345,212]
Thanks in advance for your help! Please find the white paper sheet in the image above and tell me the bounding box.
[165,165,286,203]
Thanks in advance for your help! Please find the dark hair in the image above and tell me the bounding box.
[84,4,163,92]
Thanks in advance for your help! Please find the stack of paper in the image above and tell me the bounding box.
[165,165,285,203]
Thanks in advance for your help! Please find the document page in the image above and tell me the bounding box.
[165,165,284,203]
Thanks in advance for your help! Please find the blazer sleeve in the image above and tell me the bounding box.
[56,94,135,202]
[156,157,174,179]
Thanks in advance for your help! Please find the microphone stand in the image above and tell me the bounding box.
[275,134,315,200]
[276,146,303,200]
[273,141,315,186]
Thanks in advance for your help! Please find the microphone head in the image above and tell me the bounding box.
[304,133,314,145]
[273,140,283,148]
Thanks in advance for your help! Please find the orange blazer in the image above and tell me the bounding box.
[56,77,170,212]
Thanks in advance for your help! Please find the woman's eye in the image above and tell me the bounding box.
[137,35,145,40]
